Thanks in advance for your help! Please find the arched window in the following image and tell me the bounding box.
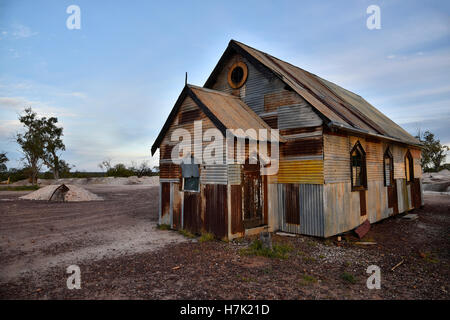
[350,141,367,190]
[405,150,414,183]
[383,148,394,187]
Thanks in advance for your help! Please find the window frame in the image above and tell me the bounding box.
[182,176,200,193]
[350,141,367,191]
[383,148,394,187]
[405,150,414,184]
[180,156,200,193]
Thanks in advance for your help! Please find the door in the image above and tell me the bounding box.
[242,164,263,229]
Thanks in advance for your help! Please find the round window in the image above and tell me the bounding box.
[227,62,248,89]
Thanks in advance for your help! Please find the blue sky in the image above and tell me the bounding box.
[1,0,449,171]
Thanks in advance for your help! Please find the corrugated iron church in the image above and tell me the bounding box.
[151,40,423,239]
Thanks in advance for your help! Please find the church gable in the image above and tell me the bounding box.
[205,50,322,130]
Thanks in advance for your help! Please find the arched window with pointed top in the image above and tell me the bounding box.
[350,141,367,190]
[384,148,394,187]
[405,150,414,183]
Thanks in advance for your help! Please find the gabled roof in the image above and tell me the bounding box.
[151,85,281,155]
[205,40,419,146]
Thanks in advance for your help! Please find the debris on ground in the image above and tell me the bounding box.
[19,184,103,201]
[354,220,371,239]
[403,214,419,221]
[391,260,404,271]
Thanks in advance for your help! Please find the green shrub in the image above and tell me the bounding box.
[0,185,40,191]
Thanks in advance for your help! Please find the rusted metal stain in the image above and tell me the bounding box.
[281,137,322,157]
[204,184,228,239]
[179,108,201,124]
[264,90,303,113]
[159,163,181,179]
[285,184,300,225]
[183,192,201,234]
[172,184,181,230]
[161,182,171,218]
[412,178,422,208]
[231,185,244,234]
[360,190,367,216]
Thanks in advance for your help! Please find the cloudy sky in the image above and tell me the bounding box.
[1,0,449,171]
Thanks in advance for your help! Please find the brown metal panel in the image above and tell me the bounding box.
[285,184,300,225]
[183,192,201,234]
[264,90,305,112]
[231,185,244,234]
[204,184,228,238]
[179,109,201,124]
[360,190,367,216]
[172,184,181,230]
[261,114,278,129]
[412,178,422,208]
[281,137,322,157]
[161,182,171,219]
[159,163,181,179]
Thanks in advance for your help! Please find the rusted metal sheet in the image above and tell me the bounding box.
[264,90,305,113]
[278,104,322,129]
[229,40,419,145]
[179,109,201,124]
[159,163,181,180]
[204,184,228,238]
[277,184,301,234]
[160,182,171,225]
[200,164,227,185]
[260,113,278,129]
[280,136,322,157]
[277,183,324,236]
[412,178,421,208]
[323,182,361,237]
[359,190,367,216]
[183,192,202,234]
[230,185,244,234]
[276,160,324,184]
[172,183,182,230]
[323,133,350,183]
[355,219,370,239]
[285,184,300,225]
[299,184,324,236]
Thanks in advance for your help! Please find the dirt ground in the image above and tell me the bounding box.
[0,187,448,300]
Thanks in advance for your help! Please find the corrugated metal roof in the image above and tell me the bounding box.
[223,40,419,145]
[151,84,283,155]
[189,85,283,143]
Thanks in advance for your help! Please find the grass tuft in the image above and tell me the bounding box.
[178,229,196,239]
[299,274,318,285]
[199,232,215,243]
[156,224,171,230]
[341,272,357,284]
[239,239,293,259]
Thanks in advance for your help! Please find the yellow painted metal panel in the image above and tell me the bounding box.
[275,160,324,184]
